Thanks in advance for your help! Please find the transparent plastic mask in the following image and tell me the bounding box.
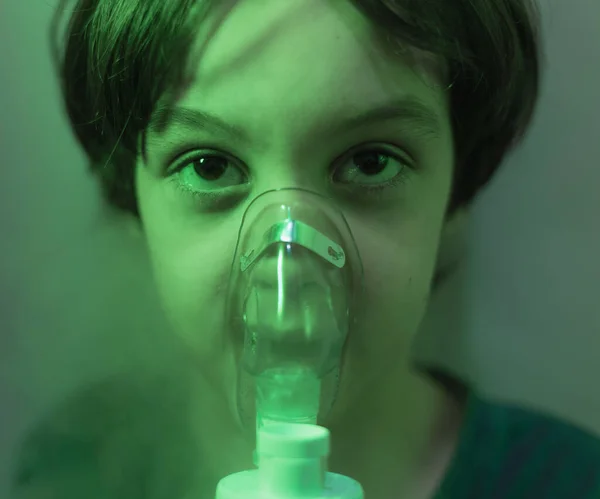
[224,188,364,435]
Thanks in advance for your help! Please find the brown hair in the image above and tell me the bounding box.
[50,0,543,218]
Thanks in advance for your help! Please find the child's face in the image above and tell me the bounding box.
[136,0,454,426]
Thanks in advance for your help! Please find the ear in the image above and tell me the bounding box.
[433,208,469,287]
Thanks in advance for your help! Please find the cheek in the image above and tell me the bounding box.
[347,219,441,373]
[357,246,433,356]
[152,251,230,355]
[144,222,239,370]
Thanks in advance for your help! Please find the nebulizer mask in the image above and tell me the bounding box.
[216,188,365,499]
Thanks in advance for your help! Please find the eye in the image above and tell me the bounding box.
[166,145,412,203]
[169,150,247,195]
[332,146,412,195]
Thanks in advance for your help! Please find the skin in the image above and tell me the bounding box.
[136,0,464,496]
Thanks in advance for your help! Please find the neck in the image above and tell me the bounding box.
[326,369,465,498]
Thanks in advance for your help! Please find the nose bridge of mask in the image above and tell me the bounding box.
[227,188,362,434]
[240,218,346,272]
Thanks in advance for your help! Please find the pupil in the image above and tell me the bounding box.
[355,151,385,175]
[194,156,227,180]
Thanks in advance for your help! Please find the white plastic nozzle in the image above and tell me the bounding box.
[258,423,328,497]
[215,422,364,499]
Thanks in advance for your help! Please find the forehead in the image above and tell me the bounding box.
[173,0,447,112]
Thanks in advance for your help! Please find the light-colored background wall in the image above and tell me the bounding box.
[1,0,599,496]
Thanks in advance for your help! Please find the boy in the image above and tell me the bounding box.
[11,0,600,498]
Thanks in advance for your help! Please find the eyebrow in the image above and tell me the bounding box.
[145,96,442,147]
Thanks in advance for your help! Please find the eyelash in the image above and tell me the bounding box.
[167,145,413,203]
